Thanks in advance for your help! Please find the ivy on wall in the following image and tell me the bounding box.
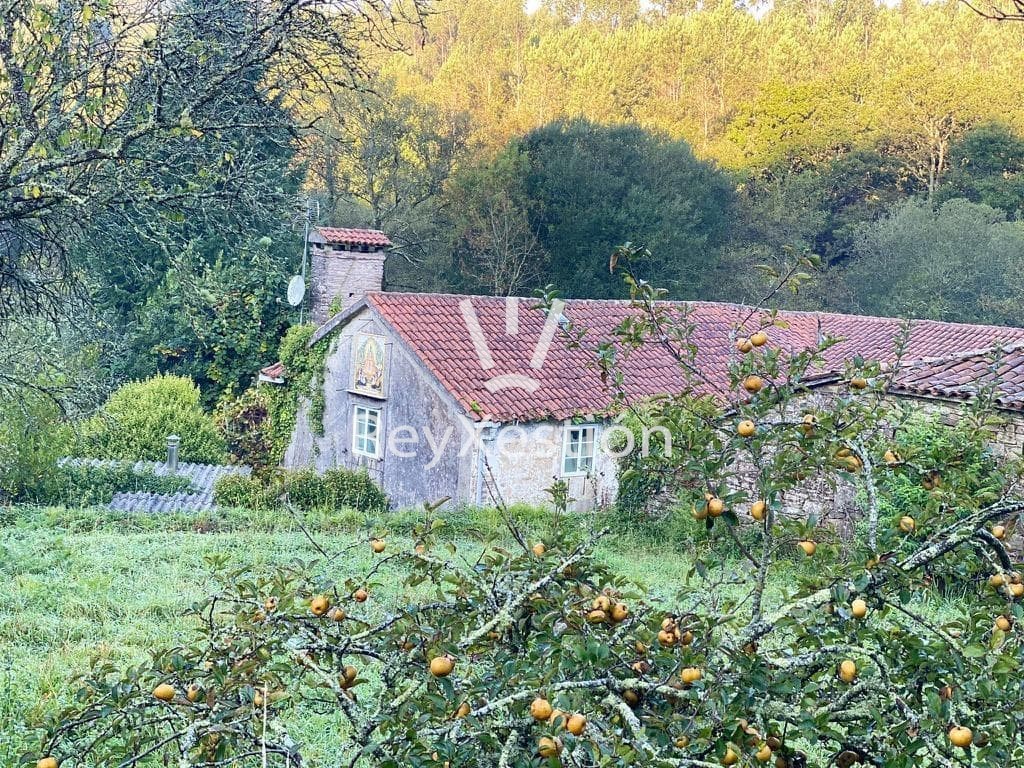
[264,325,335,464]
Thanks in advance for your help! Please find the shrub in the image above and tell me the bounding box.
[79,374,227,464]
[322,467,389,514]
[213,468,389,515]
[276,467,389,514]
[276,467,330,509]
[0,397,73,503]
[214,387,274,477]
[212,474,268,510]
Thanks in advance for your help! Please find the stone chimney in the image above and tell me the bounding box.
[307,227,391,323]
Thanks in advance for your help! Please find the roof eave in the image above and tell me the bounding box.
[884,385,1024,413]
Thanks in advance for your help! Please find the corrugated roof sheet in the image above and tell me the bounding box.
[61,458,251,513]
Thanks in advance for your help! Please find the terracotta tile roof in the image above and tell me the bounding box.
[365,293,1024,422]
[314,227,391,248]
[259,361,286,382]
[890,345,1024,410]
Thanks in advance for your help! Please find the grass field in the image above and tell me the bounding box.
[0,504,968,765]
[0,503,694,763]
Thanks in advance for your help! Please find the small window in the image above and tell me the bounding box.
[353,406,381,458]
[562,425,597,476]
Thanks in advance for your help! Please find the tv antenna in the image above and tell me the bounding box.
[294,198,320,324]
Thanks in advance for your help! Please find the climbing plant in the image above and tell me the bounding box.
[263,325,334,464]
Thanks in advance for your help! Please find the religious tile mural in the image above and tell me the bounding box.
[351,333,387,398]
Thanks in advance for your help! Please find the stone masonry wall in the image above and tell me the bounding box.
[308,244,386,324]
[481,421,619,512]
[889,395,1024,552]
[741,387,1024,542]
[284,309,471,509]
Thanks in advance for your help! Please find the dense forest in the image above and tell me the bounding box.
[5,0,1024,459]
[305,0,1024,326]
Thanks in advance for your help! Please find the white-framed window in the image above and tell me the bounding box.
[353,405,381,458]
[562,424,597,476]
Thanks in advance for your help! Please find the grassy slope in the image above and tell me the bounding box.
[0,505,967,765]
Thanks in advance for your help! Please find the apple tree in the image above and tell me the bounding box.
[31,249,1024,767]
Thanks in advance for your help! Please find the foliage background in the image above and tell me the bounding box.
[9,0,1024,444]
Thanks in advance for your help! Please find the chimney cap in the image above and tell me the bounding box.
[311,227,391,249]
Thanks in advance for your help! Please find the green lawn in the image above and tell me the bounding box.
[0,505,968,765]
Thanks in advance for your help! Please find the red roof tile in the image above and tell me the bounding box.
[259,361,286,381]
[366,293,1024,422]
[891,345,1024,410]
[314,227,391,248]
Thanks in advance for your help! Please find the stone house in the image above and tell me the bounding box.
[262,226,1024,511]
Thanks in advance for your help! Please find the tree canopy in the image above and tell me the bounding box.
[333,0,1024,325]
[843,198,1024,325]
[8,0,1024,415]
[431,120,733,298]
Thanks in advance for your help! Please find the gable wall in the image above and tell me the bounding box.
[284,309,474,509]
[283,310,625,511]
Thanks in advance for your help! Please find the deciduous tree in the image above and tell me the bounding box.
[37,250,1024,767]
[0,0,428,334]
[518,120,735,299]
[843,198,1024,325]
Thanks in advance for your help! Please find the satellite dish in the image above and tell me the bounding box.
[287,275,306,307]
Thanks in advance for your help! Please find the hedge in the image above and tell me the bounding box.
[214,467,388,515]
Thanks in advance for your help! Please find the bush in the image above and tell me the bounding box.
[0,397,73,503]
[322,467,389,514]
[277,467,330,509]
[215,387,274,477]
[213,467,389,515]
[79,374,227,464]
[212,474,268,510]
[277,467,389,514]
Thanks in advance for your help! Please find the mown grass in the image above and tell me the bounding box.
[0,503,971,765]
